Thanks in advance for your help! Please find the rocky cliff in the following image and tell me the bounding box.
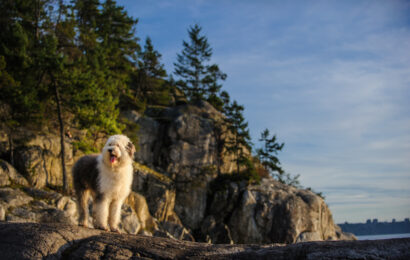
[1,222,409,259]
[0,101,354,244]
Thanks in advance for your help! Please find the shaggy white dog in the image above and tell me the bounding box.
[72,135,135,232]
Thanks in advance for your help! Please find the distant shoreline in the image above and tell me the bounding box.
[339,218,410,236]
[357,233,410,240]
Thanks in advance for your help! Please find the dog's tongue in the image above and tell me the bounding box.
[110,156,116,163]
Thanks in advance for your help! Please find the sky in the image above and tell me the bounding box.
[118,0,410,224]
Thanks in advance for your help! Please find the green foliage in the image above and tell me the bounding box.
[256,128,300,187]
[174,24,227,106]
[0,1,312,195]
[224,100,252,174]
[210,162,260,192]
[256,129,285,176]
[132,37,171,106]
[72,137,99,154]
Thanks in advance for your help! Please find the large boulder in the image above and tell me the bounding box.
[132,102,237,231]
[204,178,354,244]
[12,133,74,189]
[0,159,29,187]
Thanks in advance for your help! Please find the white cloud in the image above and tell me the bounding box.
[121,0,410,222]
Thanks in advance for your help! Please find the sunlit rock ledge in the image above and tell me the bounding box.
[0,222,409,259]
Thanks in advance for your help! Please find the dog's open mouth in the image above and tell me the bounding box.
[110,155,117,163]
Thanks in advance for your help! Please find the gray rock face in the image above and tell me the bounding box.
[0,101,354,245]
[12,133,74,189]
[0,222,409,260]
[0,159,29,186]
[133,102,235,231]
[204,178,351,244]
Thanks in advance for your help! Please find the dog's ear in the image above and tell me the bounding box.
[126,141,136,158]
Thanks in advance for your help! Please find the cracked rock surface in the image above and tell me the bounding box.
[0,222,409,259]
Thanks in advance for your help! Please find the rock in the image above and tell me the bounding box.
[0,187,33,208]
[0,222,409,259]
[159,221,195,241]
[132,102,253,233]
[132,165,195,240]
[201,215,234,244]
[0,203,5,221]
[11,132,74,189]
[132,165,178,223]
[134,116,160,166]
[120,203,143,235]
[0,222,101,259]
[0,101,356,245]
[14,146,47,188]
[1,187,75,225]
[0,159,29,187]
[205,178,354,244]
[124,191,157,234]
[55,196,78,224]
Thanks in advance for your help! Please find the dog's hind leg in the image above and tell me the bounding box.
[77,189,90,228]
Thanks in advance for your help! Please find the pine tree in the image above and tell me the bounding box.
[98,0,139,86]
[133,37,170,106]
[71,0,126,136]
[224,100,252,174]
[174,24,226,104]
[256,129,285,176]
[256,128,300,186]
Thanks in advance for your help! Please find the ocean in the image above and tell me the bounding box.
[356,233,410,240]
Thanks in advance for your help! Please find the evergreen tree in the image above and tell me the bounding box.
[98,0,139,86]
[256,128,300,186]
[174,24,226,105]
[224,100,252,174]
[0,0,45,122]
[71,0,125,135]
[256,129,285,176]
[133,37,170,106]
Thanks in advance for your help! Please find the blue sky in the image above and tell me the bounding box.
[119,0,410,223]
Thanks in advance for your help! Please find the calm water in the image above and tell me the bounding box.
[356,233,410,240]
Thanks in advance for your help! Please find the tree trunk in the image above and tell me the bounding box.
[8,133,14,166]
[53,78,68,193]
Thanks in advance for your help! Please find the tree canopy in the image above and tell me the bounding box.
[0,1,301,188]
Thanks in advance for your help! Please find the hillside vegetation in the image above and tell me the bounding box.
[0,0,298,191]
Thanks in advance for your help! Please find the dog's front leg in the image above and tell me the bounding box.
[108,199,123,232]
[93,194,110,231]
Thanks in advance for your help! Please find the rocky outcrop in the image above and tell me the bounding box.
[131,102,239,232]
[0,159,29,187]
[0,161,160,236]
[13,133,74,189]
[0,222,409,259]
[0,101,354,244]
[204,178,355,244]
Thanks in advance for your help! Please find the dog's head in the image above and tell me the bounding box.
[102,135,135,167]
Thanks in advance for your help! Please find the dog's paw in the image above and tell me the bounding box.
[79,220,89,228]
[94,223,109,232]
[110,226,120,233]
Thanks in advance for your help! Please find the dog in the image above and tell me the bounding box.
[72,134,135,232]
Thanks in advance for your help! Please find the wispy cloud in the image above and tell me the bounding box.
[121,0,410,222]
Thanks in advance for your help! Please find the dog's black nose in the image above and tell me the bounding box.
[108,148,113,153]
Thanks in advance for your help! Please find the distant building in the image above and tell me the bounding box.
[339,217,410,236]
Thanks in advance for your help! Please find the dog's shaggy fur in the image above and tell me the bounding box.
[72,135,135,232]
